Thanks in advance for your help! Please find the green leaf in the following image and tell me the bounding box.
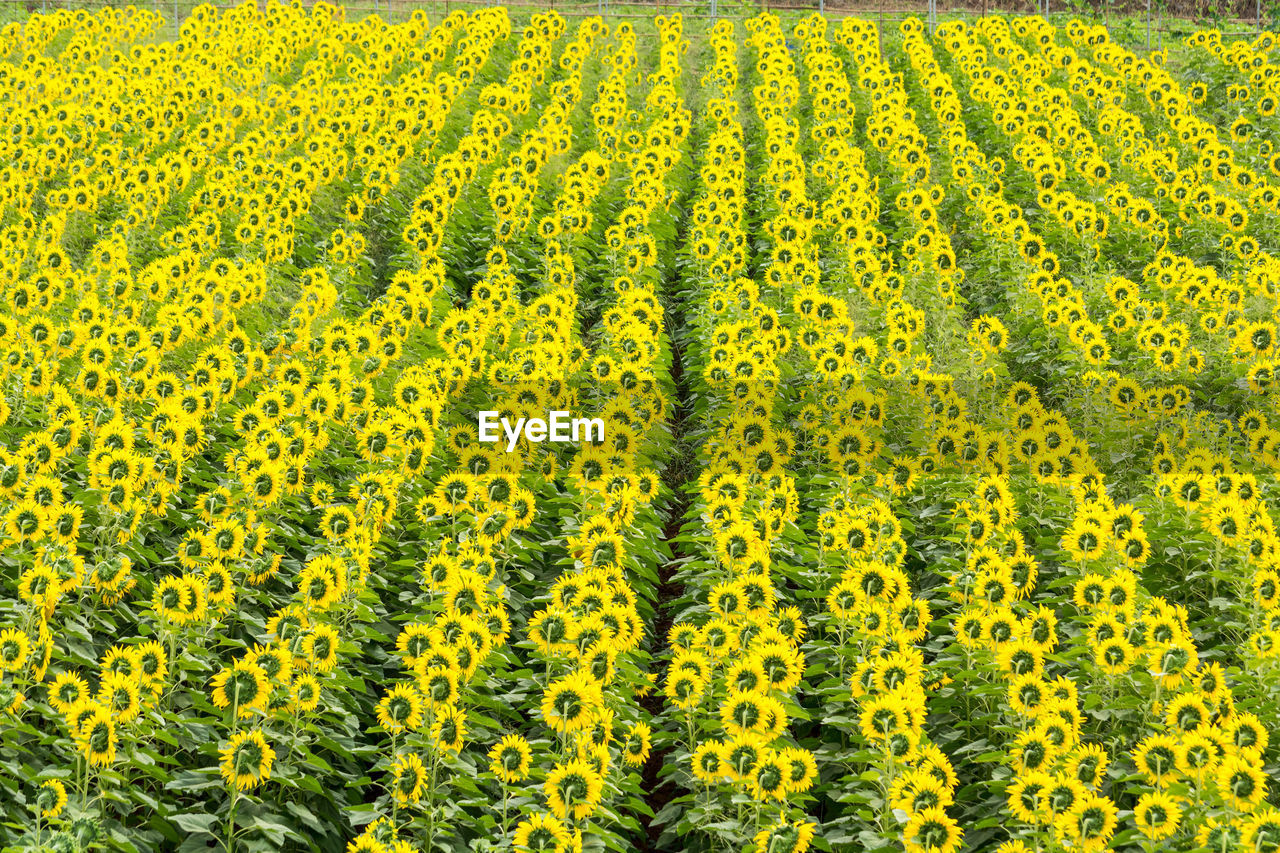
[170,812,218,835]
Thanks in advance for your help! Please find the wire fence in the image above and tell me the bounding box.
[0,0,1271,47]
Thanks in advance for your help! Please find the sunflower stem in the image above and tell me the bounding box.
[285,712,300,767]
[426,747,439,850]
[390,730,400,829]
[501,778,510,843]
[224,786,239,853]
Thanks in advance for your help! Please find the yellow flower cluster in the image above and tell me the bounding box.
[4,6,1280,853]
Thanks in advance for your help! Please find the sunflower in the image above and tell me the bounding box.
[1243,809,1280,853]
[1006,771,1051,823]
[396,623,440,669]
[1164,693,1210,733]
[692,740,726,785]
[1223,712,1269,754]
[418,665,460,707]
[542,671,602,734]
[388,753,427,807]
[752,820,816,853]
[721,690,781,738]
[1196,817,1243,852]
[528,608,575,654]
[431,704,467,754]
[953,608,986,649]
[219,729,276,791]
[773,606,807,645]
[210,660,270,719]
[753,641,804,692]
[890,770,953,814]
[859,693,909,743]
[297,559,344,612]
[544,758,604,822]
[302,624,341,673]
[903,806,963,853]
[1057,792,1117,853]
[708,580,746,620]
[490,734,533,783]
[749,749,789,802]
[34,778,67,819]
[244,644,290,687]
[1006,673,1048,717]
[1133,733,1180,787]
[981,609,1019,646]
[152,575,195,624]
[1255,570,1280,610]
[1133,790,1181,840]
[621,722,651,767]
[291,673,321,714]
[97,671,141,723]
[1044,776,1085,817]
[1066,743,1108,789]
[512,812,571,852]
[664,668,706,710]
[778,746,817,794]
[1093,636,1133,676]
[375,684,424,733]
[48,671,88,715]
[1147,638,1198,689]
[996,638,1044,678]
[74,704,116,767]
[724,731,767,781]
[0,629,30,672]
[1217,753,1268,810]
[1011,727,1058,774]
[1061,517,1106,563]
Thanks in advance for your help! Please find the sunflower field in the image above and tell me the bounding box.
[5,2,1280,852]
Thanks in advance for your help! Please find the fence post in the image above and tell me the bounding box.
[1146,0,1151,47]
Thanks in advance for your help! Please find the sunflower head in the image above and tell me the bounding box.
[219,729,275,791]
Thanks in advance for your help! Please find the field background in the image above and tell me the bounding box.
[3,3,1280,853]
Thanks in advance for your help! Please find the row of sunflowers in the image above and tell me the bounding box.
[3,3,1280,853]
